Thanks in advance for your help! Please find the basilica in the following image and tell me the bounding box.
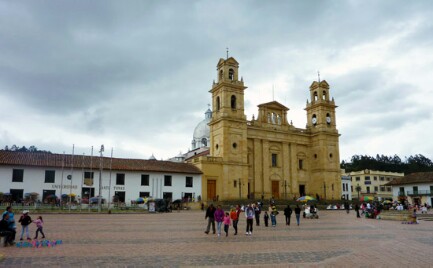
[187,57,341,201]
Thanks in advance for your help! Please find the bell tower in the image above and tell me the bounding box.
[209,57,248,163]
[305,80,337,131]
[305,79,341,200]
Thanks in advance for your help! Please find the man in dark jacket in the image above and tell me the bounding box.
[0,213,16,246]
[204,204,216,234]
[284,205,292,226]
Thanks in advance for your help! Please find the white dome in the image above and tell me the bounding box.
[192,108,212,149]
[193,119,210,139]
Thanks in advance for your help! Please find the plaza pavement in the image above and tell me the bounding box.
[1,209,433,267]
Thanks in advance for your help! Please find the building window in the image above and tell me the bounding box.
[216,96,220,111]
[365,176,370,181]
[386,177,390,181]
[374,176,377,181]
[355,177,360,181]
[380,177,384,181]
[298,159,303,170]
[44,170,55,183]
[84,171,94,186]
[374,186,378,192]
[12,169,24,182]
[351,185,353,192]
[141,174,149,186]
[387,187,392,192]
[116,173,125,185]
[234,180,237,188]
[139,192,150,197]
[228,69,234,80]
[164,175,172,186]
[231,95,236,109]
[271,154,277,167]
[366,186,370,193]
[185,176,193,187]
[381,186,385,192]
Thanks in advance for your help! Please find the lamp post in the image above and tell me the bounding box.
[282,180,287,200]
[356,183,362,200]
[238,178,242,199]
[98,145,104,213]
[323,182,327,200]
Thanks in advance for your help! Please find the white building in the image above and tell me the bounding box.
[386,172,433,206]
[341,173,352,200]
[0,150,202,205]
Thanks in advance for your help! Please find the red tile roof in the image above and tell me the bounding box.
[385,172,433,186]
[0,151,202,175]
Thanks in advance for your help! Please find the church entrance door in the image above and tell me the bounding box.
[272,181,280,199]
[207,180,216,201]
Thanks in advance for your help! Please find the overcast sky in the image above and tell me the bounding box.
[1,1,432,162]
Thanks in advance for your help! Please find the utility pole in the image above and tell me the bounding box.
[98,145,104,213]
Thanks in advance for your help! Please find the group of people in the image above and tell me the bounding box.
[204,202,303,237]
[0,206,46,247]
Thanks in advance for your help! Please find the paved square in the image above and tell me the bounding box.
[1,210,433,267]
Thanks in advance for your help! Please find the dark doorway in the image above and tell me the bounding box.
[299,185,305,197]
[163,192,173,201]
[82,187,95,200]
[42,190,56,202]
[10,189,23,202]
[114,191,125,203]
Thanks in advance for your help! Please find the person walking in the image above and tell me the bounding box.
[245,204,254,235]
[33,216,46,239]
[204,204,216,234]
[294,205,301,226]
[214,205,225,237]
[230,205,240,235]
[2,206,16,242]
[264,211,269,227]
[254,203,261,226]
[284,205,292,226]
[18,210,32,241]
[223,212,231,237]
[355,203,361,218]
[0,213,16,246]
[269,202,278,227]
[344,201,350,214]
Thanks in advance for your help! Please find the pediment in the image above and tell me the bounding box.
[217,57,239,67]
[257,101,289,111]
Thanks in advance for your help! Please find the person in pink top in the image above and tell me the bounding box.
[223,212,231,237]
[33,216,45,239]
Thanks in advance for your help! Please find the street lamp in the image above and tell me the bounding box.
[355,184,362,200]
[98,145,104,212]
[282,180,288,200]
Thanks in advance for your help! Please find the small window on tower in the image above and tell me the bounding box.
[229,69,234,80]
[322,91,327,100]
[314,91,318,101]
[216,97,220,111]
[231,95,236,109]
[219,70,223,81]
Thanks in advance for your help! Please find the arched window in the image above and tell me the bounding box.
[322,91,327,100]
[219,70,223,81]
[231,95,236,109]
[201,138,207,147]
[216,96,220,111]
[267,113,271,123]
[314,91,318,101]
[228,69,234,80]
[277,114,281,125]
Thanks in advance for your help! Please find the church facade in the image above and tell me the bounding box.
[188,57,341,201]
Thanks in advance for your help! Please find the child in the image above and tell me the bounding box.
[223,212,231,237]
[264,211,269,227]
[18,210,32,241]
[33,216,45,239]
